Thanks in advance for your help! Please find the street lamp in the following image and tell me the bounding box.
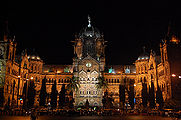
[17,75,20,108]
[171,74,176,77]
[25,78,29,110]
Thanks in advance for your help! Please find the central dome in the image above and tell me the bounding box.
[79,16,101,38]
[137,47,149,60]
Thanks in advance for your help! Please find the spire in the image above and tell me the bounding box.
[143,46,146,54]
[166,17,180,44]
[88,15,91,27]
[3,20,9,42]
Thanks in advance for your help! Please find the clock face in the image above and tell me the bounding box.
[86,63,92,67]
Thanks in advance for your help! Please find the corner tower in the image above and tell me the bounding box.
[72,16,106,106]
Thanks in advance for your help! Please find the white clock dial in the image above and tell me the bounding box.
[86,63,92,67]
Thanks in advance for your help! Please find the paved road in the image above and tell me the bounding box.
[0,115,180,120]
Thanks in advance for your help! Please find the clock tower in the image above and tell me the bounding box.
[72,16,106,106]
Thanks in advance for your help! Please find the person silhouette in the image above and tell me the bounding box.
[30,109,37,120]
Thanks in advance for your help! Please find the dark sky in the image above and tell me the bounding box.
[1,0,180,65]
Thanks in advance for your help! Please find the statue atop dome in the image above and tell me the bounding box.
[88,15,91,28]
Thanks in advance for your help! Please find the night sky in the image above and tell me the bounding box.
[1,0,180,65]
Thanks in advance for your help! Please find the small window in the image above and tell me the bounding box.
[117,79,119,83]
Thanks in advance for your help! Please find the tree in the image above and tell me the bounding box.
[0,87,4,107]
[119,84,125,110]
[102,90,114,109]
[128,81,134,109]
[156,85,164,109]
[142,83,148,108]
[66,76,80,92]
[59,84,66,108]
[50,80,58,109]
[96,76,108,90]
[102,90,107,108]
[149,81,155,109]
[22,81,27,109]
[27,80,36,108]
[39,76,47,107]
[68,91,74,109]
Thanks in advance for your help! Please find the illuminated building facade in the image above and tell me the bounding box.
[0,17,181,108]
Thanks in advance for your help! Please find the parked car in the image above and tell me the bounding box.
[173,110,181,118]
[148,109,160,115]
[162,109,175,117]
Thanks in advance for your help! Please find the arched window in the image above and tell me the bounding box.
[117,79,119,83]
[151,74,153,80]
[58,79,61,83]
[67,79,69,83]
[144,77,146,83]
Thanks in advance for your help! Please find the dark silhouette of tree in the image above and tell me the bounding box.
[96,76,108,90]
[39,76,47,107]
[22,81,27,109]
[68,91,74,109]
[102,90,114,109]
[142,83,148,108]
[109,93,114,108]
[128,81,134,109]
[59,84,66,108]
[102,90,107,109]
[0,87,4,107]
[119,84,125,110]
[5,96,10,111]
[11,80,15,107]
[149,81,155,109]
[50,80,58,109]
[66,76,80,92]
[27,80,36,108]
[156,85,164,109]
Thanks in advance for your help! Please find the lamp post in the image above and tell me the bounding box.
[25,76,33,110]
[17,75,20,108]
[25,78,29,110]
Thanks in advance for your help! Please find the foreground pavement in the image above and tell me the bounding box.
[0,115,180,120]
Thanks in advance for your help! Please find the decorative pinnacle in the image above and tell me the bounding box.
[88,15,91,27]
[143,46,146,53]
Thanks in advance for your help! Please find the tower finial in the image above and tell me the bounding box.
[143,46,146,53]
[88,15,91,27]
